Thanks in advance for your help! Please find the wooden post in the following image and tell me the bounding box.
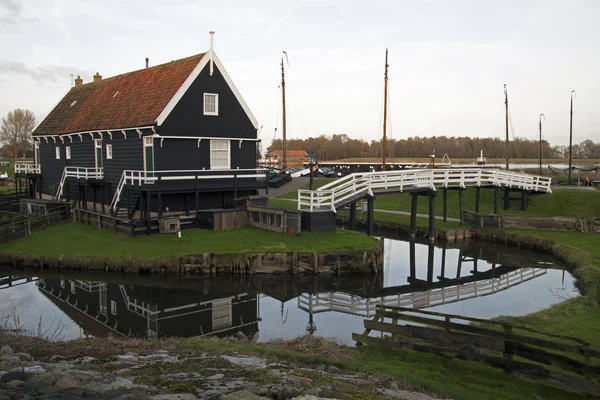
[428,190,436,242]
[367,195,374,236]
[146,191,151,235]
[195,174,199,218]
[503,188,510,210]
[493,186,499,214]
[100,183,105,215]
[427,243,435,283]
[233,173,238,201]
[93,186,97,213]
[127,185,132,219]
[442,187,447,223]
[157,177,162,219]
[139,189,145,220]
[184,194,189,216]
[441,247,446,278]
[458,189,464,226]
[77,179,81,209]
[349,201,356,231]
[409,240,416,280]
[410,192,418,238]
[475,186,481,214]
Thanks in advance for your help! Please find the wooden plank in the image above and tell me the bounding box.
[375,310,600,359]
[378,305,592,347]
[352,334,600,397]
[365,320,600,378]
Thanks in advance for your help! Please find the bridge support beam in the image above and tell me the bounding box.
[366,196,374,236]
[427,243,435,283]
[349,202,357,231]
[458,188,464,226]
[475,186,481,214]
[493,187,499,214]
[409,240,416,279]
[521,190,528,211]
[410,192,418,238]
[503,188,510,210]
[428,190,436,242]
[442,188,447,223]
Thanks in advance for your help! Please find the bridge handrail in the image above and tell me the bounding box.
[14,163,41,174]
[298,168,552,212]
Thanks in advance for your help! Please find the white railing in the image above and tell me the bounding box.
[55,167,104,200]
[14,163,41,174]
[298,168,553,212]
[110,168,268,214]
[297,268,547,318]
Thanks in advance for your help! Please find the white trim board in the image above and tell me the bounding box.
[155,52,259,129]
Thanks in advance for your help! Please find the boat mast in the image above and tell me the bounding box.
[568,90,575,183]
[539,113,545,175]
[281,54,288,170]
[382,49,389,171]
[504,84,509,170]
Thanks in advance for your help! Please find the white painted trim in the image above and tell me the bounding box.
[106,144,113,159]
[121,130,127,139]
[65,146,71,160]
[108,132,112,140]
[55,147,61,160]
[155,135,259,142]
[210,139,231,170]
[143,136,154,174]
[203,93,219,116]
[155,52,259,129]
[33,126,154,141]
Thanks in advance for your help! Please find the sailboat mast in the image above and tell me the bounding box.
[382,49,389,171]
[568,90,575,183]
[281,56,288,170]
[504,84,509,170]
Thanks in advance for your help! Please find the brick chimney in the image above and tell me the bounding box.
[74,75,83,87]
[145,57,149,68]
[93,72,102,82]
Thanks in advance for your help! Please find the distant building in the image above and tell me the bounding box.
[268,150,308,164]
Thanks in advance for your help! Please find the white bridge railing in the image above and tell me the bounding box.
[14,163,41,174]
[55,167,104,200]
[109,168,268,214]
[298,168,553,212]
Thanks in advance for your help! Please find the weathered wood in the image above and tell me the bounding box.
[352,334,600,397]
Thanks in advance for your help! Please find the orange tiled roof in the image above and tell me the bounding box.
[34,53,206,135]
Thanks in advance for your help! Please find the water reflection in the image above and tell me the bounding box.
[0,237,578,343]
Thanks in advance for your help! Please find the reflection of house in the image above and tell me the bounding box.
[268,150,308,164]
[37,279,259,338]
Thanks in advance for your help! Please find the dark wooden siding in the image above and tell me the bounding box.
[38,141,66,195]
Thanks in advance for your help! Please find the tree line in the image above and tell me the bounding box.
[267,134,600,160]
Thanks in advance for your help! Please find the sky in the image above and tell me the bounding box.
[1,0,599,154]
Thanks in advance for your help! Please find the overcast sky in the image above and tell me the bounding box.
[1,0,598,152]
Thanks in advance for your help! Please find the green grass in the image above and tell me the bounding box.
[1,223,379,258]
[0,185,14,194]
[180,338,580,400]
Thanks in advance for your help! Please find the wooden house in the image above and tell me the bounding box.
[37,278,259,338]
[23,33,264,219]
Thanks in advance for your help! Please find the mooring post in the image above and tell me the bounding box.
[410,192,418,238]
[441,247,446,278]
[458,188,464,226]
[493,186,499,214]
[428,190,436,242]
[427,243,435,283]
[521,190,527,211]
[442,187,447,223]
[409,240,416,280]
[349,201,357,231]
[366,196,374,236]
[503,188,510,210]
[475,186,481,214]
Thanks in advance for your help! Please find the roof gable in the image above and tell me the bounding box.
[34,54,205,135]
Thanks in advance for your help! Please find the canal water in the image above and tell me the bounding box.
[0,235,578,344]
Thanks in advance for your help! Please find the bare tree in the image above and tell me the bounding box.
[0,109,36,159]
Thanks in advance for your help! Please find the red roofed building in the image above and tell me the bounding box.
[21,33,264,220]
[268,150,308,164]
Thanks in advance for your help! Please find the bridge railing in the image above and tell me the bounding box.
[298,168,552,212]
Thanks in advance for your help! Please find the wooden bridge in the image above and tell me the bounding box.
[0,275,39,291]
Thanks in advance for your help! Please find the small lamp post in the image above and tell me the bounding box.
[309,153,317,190]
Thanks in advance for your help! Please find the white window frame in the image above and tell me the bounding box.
[70,281,76,294]
[55,147,60,159]
[203,93,219,116]
[110,300,117,315]
[34,142,39,164]
[106,144,113,159]
[65,146,71,160]
[210,140,230,170]
[60,279,65,289]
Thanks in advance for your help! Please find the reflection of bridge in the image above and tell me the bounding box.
[0,275,38,290]
[297,268,547,318]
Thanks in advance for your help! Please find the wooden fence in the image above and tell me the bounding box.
[353,305,600,396]
[0,205,70,243]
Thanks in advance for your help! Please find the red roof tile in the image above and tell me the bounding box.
[34,53,206,135]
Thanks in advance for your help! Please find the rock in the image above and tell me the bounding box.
[84,382,113,393]
[23,365,46,374]
[55,376,78,389]
[286,374,313,385]
[149,394,200,400]
[0,371,32,383]
[4,380,24,388]
[117,395,143,400]
[376,388,449,400]
[159,372,204,382]
[38,385,61,394]
[315,365,326,372]
[303,389,323,397]
[50,355,66,362]
[27,372,56,386]
[119,355,139,362]
[0,346,13,356]
[111,377,134,390]
[156,350,169,354]
[0,356,21,368]
[195,389,226,400]
[224,391,269,400]
[115,368,134,377]
[206,373,225,380]
[234,331,247,341]
[325,365,341,374]
[277,387,303,400]
[266,369,281,377]
[0,372,6,378]
[220,355,267,369]
[13,353,33,362]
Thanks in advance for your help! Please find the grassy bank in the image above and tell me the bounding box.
[1,222,379,259]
